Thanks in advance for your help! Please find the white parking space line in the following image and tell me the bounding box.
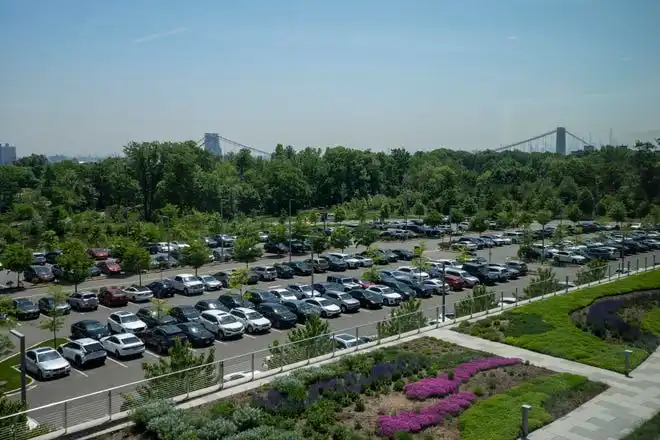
[71,367,89,378]
[270,329,283,333]
[144,350,162,359]
[243,334,256,339]
[359,309,374,314]
[98,304,112,310]
[215,340,227,345]
[107,357,128,368]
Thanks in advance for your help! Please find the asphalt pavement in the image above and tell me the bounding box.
[2,234,658,425]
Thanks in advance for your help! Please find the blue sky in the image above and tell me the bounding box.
[1,0,659,156]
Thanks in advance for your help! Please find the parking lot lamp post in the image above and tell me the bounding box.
[220,199,225,261]
[10,329,27,405]
[288,199,293,263]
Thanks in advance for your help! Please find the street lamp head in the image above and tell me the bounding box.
[10,329,25,339]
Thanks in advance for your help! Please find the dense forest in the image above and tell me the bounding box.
[1,139,659,251]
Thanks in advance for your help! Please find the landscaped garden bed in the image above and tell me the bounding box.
[455,269,660,372]
[103,336,606,440]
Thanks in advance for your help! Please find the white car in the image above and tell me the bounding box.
[268,287,299,301]
[423,279,451,293]
[366,286,402,306]
[171,273,205,296]
[107,311,147,334]
[200,310,245,340]
[25,347,71,380]
[553,251,587,265]
[327,253,361,269]
[288,283,321,298]
[123,285,153,302]
[497,296,518,308]
[491,234,512,245]
[397,266,430,281]
[100,333,146,358]
[57,338,107,368]
[429,259,462,268]
[351,255,374,267]
[305,298,341,317]
[230,307,272,333]
[223,370,262,382]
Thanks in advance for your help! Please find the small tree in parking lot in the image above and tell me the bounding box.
[0,297,18,356]
[150,298,172,320]
[333,206,347,224]
[0,243,32,286]
[309,233,329,260]
[454,285,497,318]
[121,242,150,285]
[353,224,378,248]
[268,224,288,244]
[266,316,332,369]
[330,226,352,252]
[229,267,250,296]
[182,240,209,275]
[38,285,69,348]
[523,267,558,298]
[56,239,91,292]
[575,259,608,285]
[232,235,262,268]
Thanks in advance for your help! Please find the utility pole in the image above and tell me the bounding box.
[220,199,225,261]
[288,199,293,263]
[403,173,409,226]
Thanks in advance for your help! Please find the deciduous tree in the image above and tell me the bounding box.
[330,226,352,252]
[182,240,209,276]
[57,239,92,292]
[0,244,32,286]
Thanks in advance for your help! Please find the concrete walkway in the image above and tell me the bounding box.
[431,329,660,440]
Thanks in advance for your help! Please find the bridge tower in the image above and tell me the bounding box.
[555,127,567,155]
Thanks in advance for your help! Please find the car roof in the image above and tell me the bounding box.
[233,307,254,313]
[202,309,229,317]
[73,338,99,345]
[115,333,141,340]
[30,347,56,354]
[114,311,133,316]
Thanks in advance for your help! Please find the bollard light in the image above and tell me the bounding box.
[521,404,532,439]
[624,349,633,377]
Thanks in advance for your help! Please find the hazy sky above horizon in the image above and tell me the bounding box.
[1,0,659,156]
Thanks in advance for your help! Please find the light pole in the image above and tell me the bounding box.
[288,199,293,263]
[10,329,27,405]
[220,199,225,261]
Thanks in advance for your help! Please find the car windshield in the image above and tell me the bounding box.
[363,291,377,299]
[123,336,141,345]
[37,352,60,362]
[380,287,394,294]
[182,276,196,283]
[341,278,354,283]
[82,294,96,300]
[246,312,262,320]
[391,271,407,277]
[336,293,351,300]
[317,299,332,307]
[457,271,469,277]
[342,339,358,348]
[85,322,105,331]
[182,308,198,316]
[121,315,139,323]
[205,301,222,309]
[219,315,238,324]
[300,285,312,292]
[187,325,203,333]
[84,342,104,352]
[201,276,216,282]
[299,303,315,313]
[16,299,32,306]
[270,306,288,314]
[34,266,50,274]
[262,292,278,301]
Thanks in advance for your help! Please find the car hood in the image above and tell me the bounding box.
[323,304,341,312]
[205,280,222,286]
[252,317,271,326]
[343,297,360,304]
[18,305,39,313]
[382,292,402,299]
[223,322,244,331]
[344,282,361,289]
[123,321,146,330]
[40,358,69,370]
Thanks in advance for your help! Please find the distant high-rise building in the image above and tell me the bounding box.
[0,143,17,164]
[204,133,222,156]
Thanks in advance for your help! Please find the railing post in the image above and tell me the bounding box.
[251,352,255,374]
[219,361,225,389]
[608,264,611,280]
[108,389,112,421]
[501,291,504,310]
[636,257,639,272]
[435,306,440,328]
[332,332,336,356]
[565,276,569,294]
[64,401,68,434]
[515,288,519,307]
[654,254,657,267]
[627,260,631,274]
[645,256,648,270]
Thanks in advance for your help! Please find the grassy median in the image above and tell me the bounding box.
[0,338,68,394]
[622,410,660,440]
[455,269,660,373]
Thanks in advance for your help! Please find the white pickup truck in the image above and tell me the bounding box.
[170,273,205,296]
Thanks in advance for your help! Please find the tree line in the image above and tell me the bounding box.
[1,139,659,253]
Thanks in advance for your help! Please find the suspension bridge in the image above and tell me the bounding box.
[197,126,594,158]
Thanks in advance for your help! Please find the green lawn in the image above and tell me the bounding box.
[622,410,660,440]
[460,373,606,440]
[0,338,68,394]
[455,269,660,372]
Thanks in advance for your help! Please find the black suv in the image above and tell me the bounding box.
[142,325,189,355]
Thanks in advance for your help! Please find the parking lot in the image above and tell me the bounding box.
[2,236,659,424]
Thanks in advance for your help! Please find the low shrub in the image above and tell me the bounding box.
[232,407,265,431]
[460,373,591,440]
[128,399,175,431]
[146,409,196,440]
[224,425,301,440]
[196,418,238,440]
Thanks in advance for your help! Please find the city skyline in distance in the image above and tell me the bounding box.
[1,0,659,156]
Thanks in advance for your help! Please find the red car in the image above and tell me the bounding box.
[358,279,375,288]
[443,274,465,291]
[87,248,109,260]
[98,261,122,276]
[98,287,129,307]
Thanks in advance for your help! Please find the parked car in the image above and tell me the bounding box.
[312,282,346,294]
[38,296,71,315]
[197,275,223,291]
[146,280,176,298]
[326,253,361,269]
[365,286,402,306]
[252,266,277,281]
[98,287,129,307]
[390,249,414,261]
[194,299,229,313]
[141,325,189,355]
[136,307,178,328]
[67,291,99,311]
[107,311,147,334]
[268,287,301,301]
[24,265,55,283]
[331,333,373,350]
[98,260,122,276]
[255,303,298,329]
[70,319,110,340]
[245,289,281,306]
[305,258,330,273]
[273,263,294,279]
[25,347,71,380]
[57,338,107,368]
[288,283,321,298]
[100,333,145,359]
[304,297,341,318]
[281,299,321,323]
[230,307,272,333]
[323,290,361,313]
[348,289,384,309]
[171,273,205,296]
[12,298,40,320]
[177,323,215,348]
[87,248,109,260]
[200,310,245,340]
[123,285,154,302]
[282,261,313,275]
[169,305,202,323]
[320,255,347,271]
[351,255,374,267]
